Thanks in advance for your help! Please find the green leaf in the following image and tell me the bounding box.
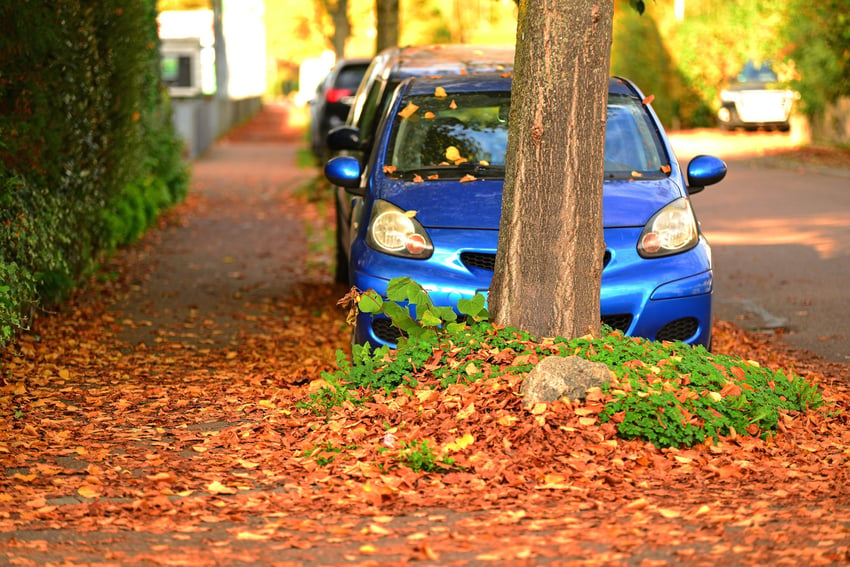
[386,276,414,302]
[358,291,383,314]
[419,309,443,327]
[457,294,488,320]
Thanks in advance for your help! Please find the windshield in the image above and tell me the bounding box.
[737,60,778,83]
[385,91,670,180]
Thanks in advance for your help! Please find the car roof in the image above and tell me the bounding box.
[333,57,372,68]
[378,44,515,80]
[400,73,642,99]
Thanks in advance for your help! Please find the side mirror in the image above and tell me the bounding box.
[324,156,363,191]
[686,155,727,194]
[327,125,363,152]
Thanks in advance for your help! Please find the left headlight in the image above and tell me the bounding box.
[719,89,738,103]
[366,199,434,259]
[638,198,699,258]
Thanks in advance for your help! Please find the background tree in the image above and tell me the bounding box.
[375,0,399,53]
[783,0,850,119]
[316,0,352,59]
[489,0,614,340]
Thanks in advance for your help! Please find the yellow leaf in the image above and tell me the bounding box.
[445,146,461,162]
[434,86,447,98]
[578,416,597,426]
[708,391,723,402]
[366,524,391,535]
[530,402,547,415]
[403,210,418,218]
[445,433,475,452]
[206,480,237,495]
[236,531,271,541]
[497,415,518,427]
[424,111,435,119]
[464,362,479,376]
[77,485,100,499]
[658,508,680,518]
[457,403,475,420]
[459,174,476,183]
[359,544,377,554]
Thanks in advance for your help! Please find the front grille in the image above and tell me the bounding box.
[461,250,613,273]
[372,318,404,343]
[602,314,632,333]
[656,317,699,342]
[461,252,496,271]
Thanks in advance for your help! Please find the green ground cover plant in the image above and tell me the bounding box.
[311,277,822,453]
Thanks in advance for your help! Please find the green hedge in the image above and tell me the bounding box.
[0,1,188,347]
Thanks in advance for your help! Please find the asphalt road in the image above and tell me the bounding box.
[670,130,850,364]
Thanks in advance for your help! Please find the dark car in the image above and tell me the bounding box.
[717,60,796,131]
[325,74,727,350]
[326,43,515,281]
[309,57,370,160]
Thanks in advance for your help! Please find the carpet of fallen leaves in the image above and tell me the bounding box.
[2,104,849,566]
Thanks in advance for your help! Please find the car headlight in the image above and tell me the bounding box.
[638,198,699,258]
[366,199,434,259]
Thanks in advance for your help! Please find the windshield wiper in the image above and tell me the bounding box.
[389,163,505,180]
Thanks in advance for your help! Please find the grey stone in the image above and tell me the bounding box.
[520,356,613,408]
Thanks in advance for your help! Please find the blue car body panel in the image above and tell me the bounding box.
[335,75,723,349]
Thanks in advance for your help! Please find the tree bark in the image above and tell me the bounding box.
[375,0,399,54]
[489,0,614,340]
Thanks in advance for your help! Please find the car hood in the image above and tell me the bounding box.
[374,177,686,229]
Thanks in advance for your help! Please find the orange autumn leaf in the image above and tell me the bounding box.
[398,102,419,118]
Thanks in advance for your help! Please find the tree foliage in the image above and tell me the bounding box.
[0,1,188,347]
[783,0,850,117]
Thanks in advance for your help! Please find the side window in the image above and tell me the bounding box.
[356,78,386,142]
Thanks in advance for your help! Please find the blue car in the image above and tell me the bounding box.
[326,74,727,349]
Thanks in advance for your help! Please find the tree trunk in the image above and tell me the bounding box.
[330,0,350,60]
[489,0,614,340]
[319,0,350,60]
[375,0,399,54]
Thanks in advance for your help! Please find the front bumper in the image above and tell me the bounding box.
[350,227,714,349]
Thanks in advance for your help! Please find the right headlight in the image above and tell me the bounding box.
[638,198,699,258]
[366,199,434,259]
